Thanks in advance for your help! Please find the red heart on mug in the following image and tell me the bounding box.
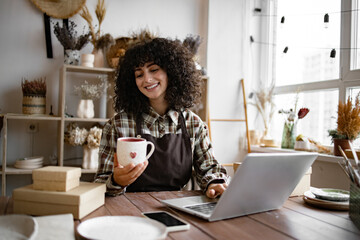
[130,152,137,159]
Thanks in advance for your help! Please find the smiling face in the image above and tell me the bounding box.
[135,62,169,111]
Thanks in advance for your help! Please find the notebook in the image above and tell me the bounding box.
[162,152,317,221]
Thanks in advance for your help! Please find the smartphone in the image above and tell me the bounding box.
[142,211,190,232]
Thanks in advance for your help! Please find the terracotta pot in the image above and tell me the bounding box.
[333,138,351,156]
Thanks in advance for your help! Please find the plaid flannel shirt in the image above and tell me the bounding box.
[94,107,229,196]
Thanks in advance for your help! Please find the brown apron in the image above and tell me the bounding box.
[126,112,193,192]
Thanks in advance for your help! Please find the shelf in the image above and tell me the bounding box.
[251,145,343,164]
[64,117,109,123]
[1,65,114,196]
[5,113,61,121]
[3,166,33,175]
[80,169,97,174]
[63,65,115,74]
[2,166,97,175]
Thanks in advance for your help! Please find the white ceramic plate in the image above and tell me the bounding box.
[310,187,350,201]
[14,162,43,169]
[77,216,167,240]
[303,190,349,210]
[14,156,44,169]
[0,214,38,240]
[17,156,44,163]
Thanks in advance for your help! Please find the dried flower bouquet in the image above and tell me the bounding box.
[249,85,276,138]
[21,78,46,96]
[74,76,108,100]
[65,123,102,149]
[80,0,114,51]
[53,20,90,50]
[330,93,360,141]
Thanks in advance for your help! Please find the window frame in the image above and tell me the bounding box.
[264,0,360,104]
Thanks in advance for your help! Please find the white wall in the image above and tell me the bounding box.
[207,0,262,166]
[0,0,261,195]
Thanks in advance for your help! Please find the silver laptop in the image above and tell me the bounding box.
[162,152,317,221]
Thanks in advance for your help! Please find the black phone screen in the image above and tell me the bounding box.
[143,212,187,227]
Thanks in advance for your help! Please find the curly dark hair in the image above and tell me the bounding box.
[114,37,202,116]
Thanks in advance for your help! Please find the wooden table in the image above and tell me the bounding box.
[1,191,360,240]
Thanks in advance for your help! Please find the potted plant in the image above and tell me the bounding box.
[21,78,46,115]
[53,20,90,65]
[328,93,360,156]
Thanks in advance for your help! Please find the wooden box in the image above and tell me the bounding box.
[13,182,106,219]
[32,166,81,191]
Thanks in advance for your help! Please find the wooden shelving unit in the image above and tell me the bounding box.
[1,65,115,196]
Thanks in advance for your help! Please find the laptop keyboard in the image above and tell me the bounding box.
[185,202,217,215]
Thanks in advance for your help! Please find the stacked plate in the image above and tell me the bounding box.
[303,187,350,210]
[14,156,44,169]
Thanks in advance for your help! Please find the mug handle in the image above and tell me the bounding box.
[146,142,155,160]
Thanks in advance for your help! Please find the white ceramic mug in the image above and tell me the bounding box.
[117,137,155,166]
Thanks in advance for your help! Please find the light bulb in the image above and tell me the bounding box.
[330,49,336,63]
[324,13,329,28]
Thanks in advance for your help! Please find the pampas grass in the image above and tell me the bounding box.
[80,0,114,50]
[337,93,360,140]
[249,85,276,135]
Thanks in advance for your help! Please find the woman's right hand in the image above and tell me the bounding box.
[112,154,148,187]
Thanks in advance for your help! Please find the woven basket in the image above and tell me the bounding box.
[22,95,46,114]
[350,182,360,230]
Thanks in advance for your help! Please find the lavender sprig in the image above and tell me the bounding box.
[53,20,90,50]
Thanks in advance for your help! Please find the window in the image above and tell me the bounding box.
[265,0,360,147]
[275,0,340,86]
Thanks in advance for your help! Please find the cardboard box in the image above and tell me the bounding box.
[32,166,81,191]
[13,182,106,219]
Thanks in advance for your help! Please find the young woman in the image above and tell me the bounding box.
[94,37,229,198]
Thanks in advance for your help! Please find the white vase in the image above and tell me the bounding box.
[64,49,80,65]
[92,48,105,68]
[77,99,95,118]
[82,145,99,169]
[81,53,95,67]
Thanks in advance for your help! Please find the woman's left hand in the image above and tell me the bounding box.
[206,183,228,198]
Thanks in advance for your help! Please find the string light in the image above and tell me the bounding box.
[280,16,285,24]
[324,13,329,28]
[250,36,254,43]
[330,49,336,58]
